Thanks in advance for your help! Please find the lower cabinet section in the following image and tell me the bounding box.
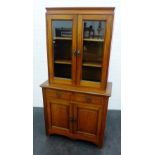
[42,88,109,147]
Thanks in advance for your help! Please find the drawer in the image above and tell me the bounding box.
[71,93,102,104]
[46,89,71,100]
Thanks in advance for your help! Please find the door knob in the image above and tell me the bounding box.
[70,118,76,123]
[85,97,91,103]
[56,92,61,98]
[70,118,74,122]
[73,50,77,56]
[73,50,80,56]
[76,50,80,56]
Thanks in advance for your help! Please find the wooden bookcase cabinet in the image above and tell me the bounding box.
[41,7,114,147]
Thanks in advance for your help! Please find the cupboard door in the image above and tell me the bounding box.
[46,98,73,135]
[46,15,77,85]
[77,15,113,89]
[73,102,103,143]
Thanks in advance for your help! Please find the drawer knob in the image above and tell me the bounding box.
[85,97,91,103]
[56,92,61,98]
[70,118,76,123]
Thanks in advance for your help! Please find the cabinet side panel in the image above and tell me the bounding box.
[42,88,50,135]
[98,97,109,147]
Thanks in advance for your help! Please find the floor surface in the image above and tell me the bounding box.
[33,107,121,155]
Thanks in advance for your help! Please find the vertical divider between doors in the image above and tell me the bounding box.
[72,15,77,86]
[77,15,83,85]
[69,102,73,133]
[72,103,77,134]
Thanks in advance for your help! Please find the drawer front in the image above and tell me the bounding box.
[46,89,71,100]
[71,93,102,104]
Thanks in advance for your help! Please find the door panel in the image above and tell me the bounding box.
[77,15,113,88]
[51,103,69,129]
[77,108,98,135]
[46,98,72,134]
[73,102,103,142]
[47,15,77,85]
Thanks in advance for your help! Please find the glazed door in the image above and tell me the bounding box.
[77,15,113,89]
[73,102,103,143]
[46,15,77,85]
[46,98,73,135]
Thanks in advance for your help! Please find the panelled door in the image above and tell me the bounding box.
[46,15,77,85]
[46,98,73,135]
[72,102,103,143]
[77,15,113,89]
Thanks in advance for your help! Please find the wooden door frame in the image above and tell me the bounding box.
[46,14,77,85]
[77,14,114,89]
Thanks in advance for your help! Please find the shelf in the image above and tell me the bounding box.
[54,60,71,65]
[83,38,104,42]
[55,61,101,67]
[53,37,72,40]
[82,62,102,68]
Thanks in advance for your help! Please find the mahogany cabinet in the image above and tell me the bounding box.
[41,81,112,147]
[41,7,114,147]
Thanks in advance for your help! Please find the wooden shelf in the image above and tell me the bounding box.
[53,37,72,40]
[54,60,71,65]
[82,62,102,68]
[83,38,104,42]
[54,60,101,67]
[53,37,103,42]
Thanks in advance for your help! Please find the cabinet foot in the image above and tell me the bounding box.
[97,143,103,148]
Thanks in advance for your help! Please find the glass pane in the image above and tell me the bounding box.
[82,20,106,82]
[52,20,72,79]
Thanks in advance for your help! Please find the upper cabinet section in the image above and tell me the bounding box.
[46,8,114,90]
